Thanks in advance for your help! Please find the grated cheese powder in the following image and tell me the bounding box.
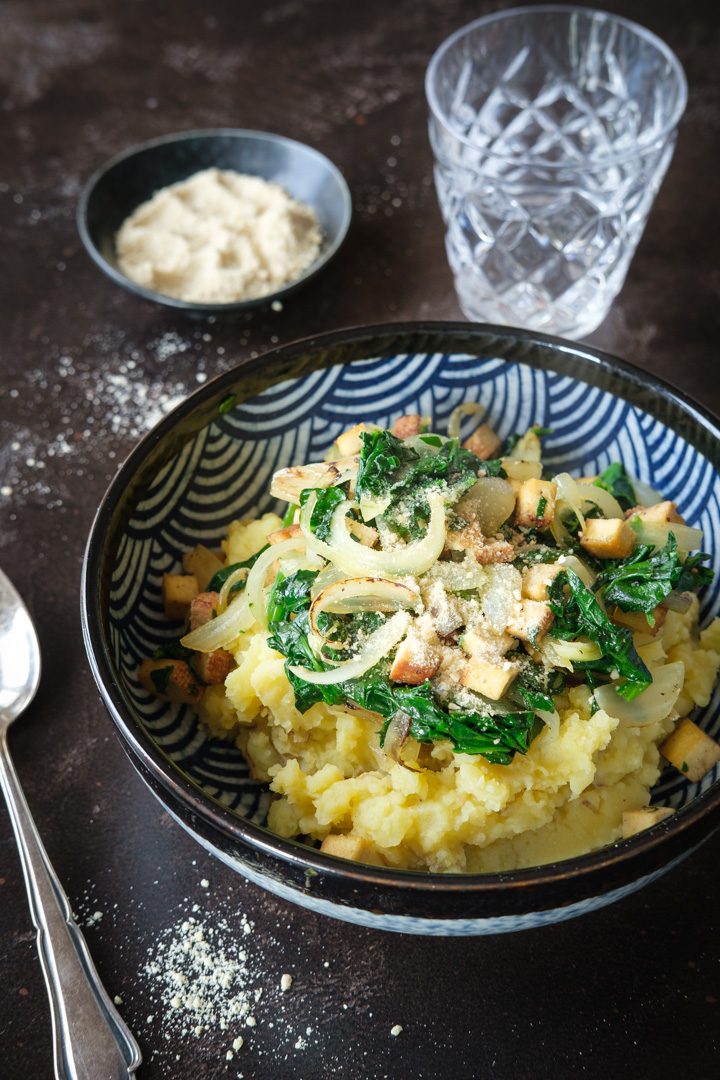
[116,168,322,303]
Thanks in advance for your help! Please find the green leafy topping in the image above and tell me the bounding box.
[681,761,689,773]
[536,495,547,519]
[593,535,713,620]
[532,425,553,437]
[355,430,414,498]
[548,568,652,701]
[207,545,270,594]
[153,641,193,661]
[149,665,173,694]
[355,429,491,540]
[593,462,637,512]
[281,504,296,528]
[299,486,346,540]
[218,392,237,415]
[265,568,543,763]
[512,662,565,713]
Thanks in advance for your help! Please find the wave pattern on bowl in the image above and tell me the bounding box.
[109,351,720,826]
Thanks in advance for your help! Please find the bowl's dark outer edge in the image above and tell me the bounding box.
[81,321,720,920]
[75,127,353,315]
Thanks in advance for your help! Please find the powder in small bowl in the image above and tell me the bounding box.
[115,168,323,304]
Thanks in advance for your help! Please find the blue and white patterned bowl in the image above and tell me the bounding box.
[82,324,720,935]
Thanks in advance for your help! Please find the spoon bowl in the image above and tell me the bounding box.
[0,569,41,723]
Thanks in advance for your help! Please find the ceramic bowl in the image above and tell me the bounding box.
[76,129,352,314]
[81,323,720,935]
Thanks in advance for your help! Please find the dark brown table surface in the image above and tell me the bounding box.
[1,2,719,1078]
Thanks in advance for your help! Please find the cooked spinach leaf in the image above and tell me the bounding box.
[266,568,543,763]
[355,429,414,498]
[299,485,346,540]
[548,568,652,700]
[593,534,713,620]
[593,462,637,512]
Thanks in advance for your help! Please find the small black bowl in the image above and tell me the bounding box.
[76,128,352,314]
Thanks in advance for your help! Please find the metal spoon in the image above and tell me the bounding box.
[0,568,142,1079]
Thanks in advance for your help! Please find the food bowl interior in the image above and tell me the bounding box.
[80,129,351,295]
[95,328,720,865]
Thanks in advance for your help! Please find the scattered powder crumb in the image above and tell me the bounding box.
[245,1015,256,1027]
[280,974,293,992]
[233,1036,244,1051]
[113,995,123,1006]
[85,910,104,928]
[271,300,284,312]
[200,878,210,888]
[390,1025,403,1037]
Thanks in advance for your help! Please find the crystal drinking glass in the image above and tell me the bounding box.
[426,6,687,338]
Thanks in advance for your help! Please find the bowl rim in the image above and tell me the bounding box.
[75,127,353,313]
[81,320,720,894]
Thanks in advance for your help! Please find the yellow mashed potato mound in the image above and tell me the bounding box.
[197,517,720,874]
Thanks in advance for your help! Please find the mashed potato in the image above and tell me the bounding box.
[197,516,720,874]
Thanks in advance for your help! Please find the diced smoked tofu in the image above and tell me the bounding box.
[660,718,720,781]
[580,518,635,559]
[514,479,557,528]
[182,545,224,592]
[268,523,302,544]
[625,501,685,525]
[521,562,564,601]
[463,423,501,460]
[162,574,199,621]
[390,638,440,685]
[193,649,235,685]
[336,422,370,457]
[506,599,554,644]
[320,834,384,866]
[610,605,667,636]
[138,658,203,705]
[392,414,424,439]
[189,591,220,630]
[460,627,514,658]
[622,806,675,839]
[348,519,379,547]
[461,658,518,700]
[445,523,514,564]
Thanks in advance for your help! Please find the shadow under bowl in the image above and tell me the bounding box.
[76,128,352,315]
[81,322,720,935]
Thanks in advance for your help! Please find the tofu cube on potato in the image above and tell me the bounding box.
[521,562,564,601]
[390,638,440,685]
[320,833,384,866]
[193,649,235,685]
[335,422,371,457]
[622,806,675,839]
[461,658,518,700]
[138,658,203,705]
[506,599,554,645]
[626,500,685,525]
[580,518,635,559]
[660,718,720,781]
[392,414,425,439]
[514,479,557,529]
[463,423,501,461]
[611,605,666,636]
[162,574,199,621]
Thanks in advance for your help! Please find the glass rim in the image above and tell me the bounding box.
[425,4,689,170]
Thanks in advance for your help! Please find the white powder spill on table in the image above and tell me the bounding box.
[74,878,405,1076]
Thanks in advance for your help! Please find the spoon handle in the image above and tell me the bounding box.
[0,730,142,1079]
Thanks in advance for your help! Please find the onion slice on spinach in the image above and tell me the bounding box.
[300,491,447,578]
[309,577,420,642]
[629,519,703,553]
[288,610,411,685]
[593,661,685,726]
